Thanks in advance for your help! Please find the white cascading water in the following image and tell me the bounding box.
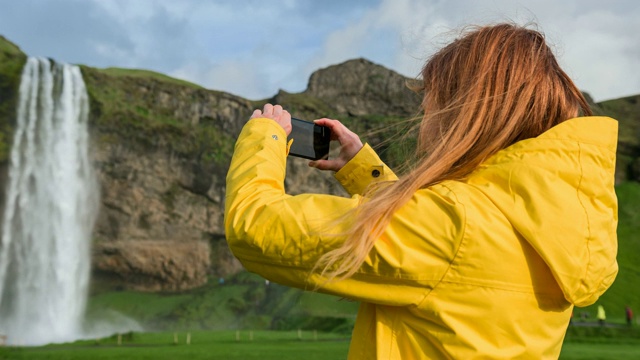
[0,57,99,345]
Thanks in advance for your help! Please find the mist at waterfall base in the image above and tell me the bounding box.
[0,58,141,346]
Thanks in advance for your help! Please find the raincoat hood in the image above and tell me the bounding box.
[466,116,618,307]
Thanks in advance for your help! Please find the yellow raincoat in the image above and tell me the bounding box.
[225,116,618,359]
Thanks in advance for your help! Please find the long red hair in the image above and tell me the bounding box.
[315,23,592,280]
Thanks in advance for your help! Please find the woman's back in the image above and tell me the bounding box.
[346,117,617,359]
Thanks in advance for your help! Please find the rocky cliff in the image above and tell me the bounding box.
[81,67,253,291]
[80,57,422,292]
[0,35,638,292]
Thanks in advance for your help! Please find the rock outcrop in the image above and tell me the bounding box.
[305,58,421,117]
[92,240,210,292]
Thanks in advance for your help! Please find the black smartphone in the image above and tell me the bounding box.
[287,118,331,160]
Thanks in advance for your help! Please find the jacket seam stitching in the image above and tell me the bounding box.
[435,279,563,296]
[529,137,616,152]
[575,141,593,296]
[415,183,467,308]
[233,250,443,282]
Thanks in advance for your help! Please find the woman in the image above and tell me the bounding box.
[224,23,618,359]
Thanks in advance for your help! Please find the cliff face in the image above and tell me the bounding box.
[82,67,254,291]
[0,35,638,292]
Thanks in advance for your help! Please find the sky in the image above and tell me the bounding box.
[0,0,638,103]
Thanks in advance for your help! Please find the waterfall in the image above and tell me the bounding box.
[0,57,99,345]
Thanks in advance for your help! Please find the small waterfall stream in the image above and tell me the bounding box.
[0,57,99,345]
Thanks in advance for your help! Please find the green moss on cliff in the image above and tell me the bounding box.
[100,67,204,90]
[0,36,23,55]
[81,65,236,165]
[253,91,337,119]
[0,36,27,162]
[341,114,417,171]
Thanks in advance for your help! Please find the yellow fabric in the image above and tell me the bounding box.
[225,116,618,359]
[286,138,293,155]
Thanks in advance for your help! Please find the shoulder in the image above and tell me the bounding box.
[393,182,469,248]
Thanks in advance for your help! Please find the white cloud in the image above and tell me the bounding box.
[552,7,640,101]
[1,0,638,101]
[302,0,431,79]
[171,57,273,100]
[303,0,640,101]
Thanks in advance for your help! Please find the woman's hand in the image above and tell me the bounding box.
[251,103,292,135]
[309,118,363,172]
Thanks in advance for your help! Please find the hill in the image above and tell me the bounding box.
[0,34,639,332]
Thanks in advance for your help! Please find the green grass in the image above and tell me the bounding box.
[0,330,350,360]
[98,67,204,90]
[87,290,193,326]
[560,342,640,360]
[1,329,639,360]
[79,65,237,166]
[576,182,640,319]
[0,36,23,56]
[87,272,358,333]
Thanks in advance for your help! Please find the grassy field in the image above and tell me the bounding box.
[86,271,359,333]
[0,330,350,360]
[560,342,640,360]
[1,329,639,360]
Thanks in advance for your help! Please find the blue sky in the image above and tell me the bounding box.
[1,0,638,102]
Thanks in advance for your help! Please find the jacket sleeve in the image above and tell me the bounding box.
[224,118,463,306]
[334,143,398,195]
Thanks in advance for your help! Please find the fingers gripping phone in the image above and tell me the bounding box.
[287,118,331,160]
